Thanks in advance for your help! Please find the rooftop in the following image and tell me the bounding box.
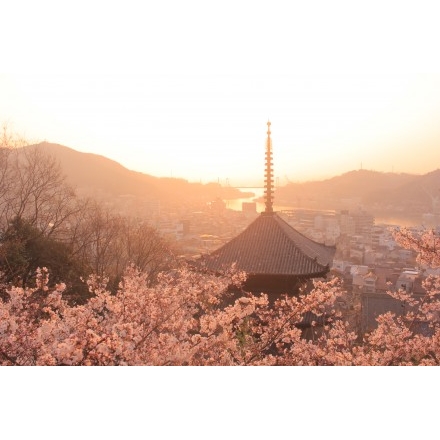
[199,212,335,277]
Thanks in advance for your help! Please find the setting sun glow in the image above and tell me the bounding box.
[2,74,440,186]
[1,2,440,186]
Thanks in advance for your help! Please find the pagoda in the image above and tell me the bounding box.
[198,121,335,299]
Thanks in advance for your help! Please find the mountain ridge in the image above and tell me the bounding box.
[275,168,440,214]
[17,142,440,214]
[22,142,248,204]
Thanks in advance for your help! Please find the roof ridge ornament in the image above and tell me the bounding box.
[264,120,274,214]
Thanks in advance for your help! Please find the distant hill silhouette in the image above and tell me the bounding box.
[20,142,247,204]
[16,143,440,215]
[275,169,440,214]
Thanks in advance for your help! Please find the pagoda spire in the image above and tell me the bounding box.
[264,120,274,214]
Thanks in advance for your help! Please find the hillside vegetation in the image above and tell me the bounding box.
[275,169,440,213]
[27,142,247,204]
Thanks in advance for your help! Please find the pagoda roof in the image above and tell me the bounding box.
[198,212,336,277]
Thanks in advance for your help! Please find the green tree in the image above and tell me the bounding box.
[0,217,89,303]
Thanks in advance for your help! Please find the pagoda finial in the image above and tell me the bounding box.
[264,120,274,214]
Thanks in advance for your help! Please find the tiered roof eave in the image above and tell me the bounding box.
[198,211,336,278]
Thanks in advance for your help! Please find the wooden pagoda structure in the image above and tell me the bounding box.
[198,121,335,299]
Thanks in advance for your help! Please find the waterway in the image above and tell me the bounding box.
[224,187,284,212]
[225,187,424,227]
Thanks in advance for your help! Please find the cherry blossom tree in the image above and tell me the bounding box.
[1,227,440,365]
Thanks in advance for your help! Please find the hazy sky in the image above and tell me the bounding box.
[2,2,440,186]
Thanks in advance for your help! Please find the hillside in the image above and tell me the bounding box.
[22,142,247,204]
[15,143,440,216]
[274,169,440,214]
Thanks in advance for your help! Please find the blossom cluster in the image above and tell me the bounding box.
[2,228,440,366]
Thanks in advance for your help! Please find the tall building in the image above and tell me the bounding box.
[198,121,336,298]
